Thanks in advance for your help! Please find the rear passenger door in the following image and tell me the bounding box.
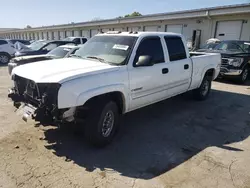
[164,36,192,96]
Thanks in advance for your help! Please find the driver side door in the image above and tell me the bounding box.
[128,36,170,111]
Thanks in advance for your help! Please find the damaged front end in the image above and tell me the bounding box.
[8,75,74,124]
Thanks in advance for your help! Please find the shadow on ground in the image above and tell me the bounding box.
[43,89,250,180]
[216,77,250,86]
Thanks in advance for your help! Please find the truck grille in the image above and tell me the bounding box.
[221,58,229,66]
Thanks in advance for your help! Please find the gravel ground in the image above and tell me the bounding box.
[0,65,250,188]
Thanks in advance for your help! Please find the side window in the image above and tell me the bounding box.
[0,40,8,45]
[164,37,187,61]
[82,38,87,44]
[73,38,81,44]
[134,37,164,66]
[43,43,58,51]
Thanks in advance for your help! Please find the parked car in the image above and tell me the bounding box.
[9,32,220,147]
[0,39,16,64]
[199,40,250,83]
[8,44,80,74]
[14,40,76,57]
[6,39,31,46]
[63,37,87,45]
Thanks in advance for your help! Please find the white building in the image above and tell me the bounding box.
[0,3,249,47]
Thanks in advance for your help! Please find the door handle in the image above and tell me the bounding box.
[184,64,189,70]
[162,68,169,74]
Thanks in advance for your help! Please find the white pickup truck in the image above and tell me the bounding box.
[9,32,221,147]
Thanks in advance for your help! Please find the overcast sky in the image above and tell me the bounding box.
[1,0,249,28]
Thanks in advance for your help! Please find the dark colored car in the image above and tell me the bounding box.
[8,45,80,74]
[7,39,31,45]
[14,40,76,57]
[200,40,250,83]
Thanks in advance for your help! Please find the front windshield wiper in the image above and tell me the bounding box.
[86,56,106,63]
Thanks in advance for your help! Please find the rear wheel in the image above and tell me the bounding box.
[84,99,120,147]
[193,75,212,101]
[0,53,10,64]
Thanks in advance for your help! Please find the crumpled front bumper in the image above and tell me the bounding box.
[8,87,76,123]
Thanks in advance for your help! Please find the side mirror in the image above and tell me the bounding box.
[136,55,153,67]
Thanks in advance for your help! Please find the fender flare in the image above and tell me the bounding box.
[76,84,129,112]
[198,64,216,87]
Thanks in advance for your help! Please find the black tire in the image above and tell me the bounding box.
[193,75,212,101]
[237,67,249,84]
[84,99,120,147]
[0,53,10,64]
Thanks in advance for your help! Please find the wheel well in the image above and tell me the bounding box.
[205,68,215,80]
[0,52,11,58]
[84,92,125,114]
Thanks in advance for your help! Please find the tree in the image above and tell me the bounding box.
[26,25,32,29]
[124,12,142,17]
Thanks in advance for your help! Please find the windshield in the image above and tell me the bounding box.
[47,46,72,57]
[74,35,137,65]
[29,41,47,50]
[200,43,219,50]
[214,41,250,53]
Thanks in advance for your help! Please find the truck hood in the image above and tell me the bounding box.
[12,58,120,83]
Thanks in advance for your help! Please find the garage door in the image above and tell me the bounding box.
[144,26,160,32]
[81,30,90,38]
[66,31,72,37]
[59,31,65,40]
[54,31,59,40]
[215,21,242,40]
[90,29,99,37]
[39,32,43,40]
[128,26,141,32]
[101,28,111,33]
[166,24,183,34]
[48,32,53,40]
[113,28,125,32]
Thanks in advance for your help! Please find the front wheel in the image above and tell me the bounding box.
[193,75,212,101]
[84,100,120,147]
[237,68,248,84]
[0,53,10,64]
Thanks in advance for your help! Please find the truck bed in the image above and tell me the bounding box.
[188,52,221,90]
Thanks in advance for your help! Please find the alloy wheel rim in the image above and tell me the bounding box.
[242,69,248,81]
[102,110,114,137]
[0,55,8,64]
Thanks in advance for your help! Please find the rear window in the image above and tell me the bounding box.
[164,37,187,61]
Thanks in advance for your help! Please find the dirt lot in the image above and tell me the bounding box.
[0,65,250,188]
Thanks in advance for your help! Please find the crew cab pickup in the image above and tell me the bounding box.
[9,32,221,147]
